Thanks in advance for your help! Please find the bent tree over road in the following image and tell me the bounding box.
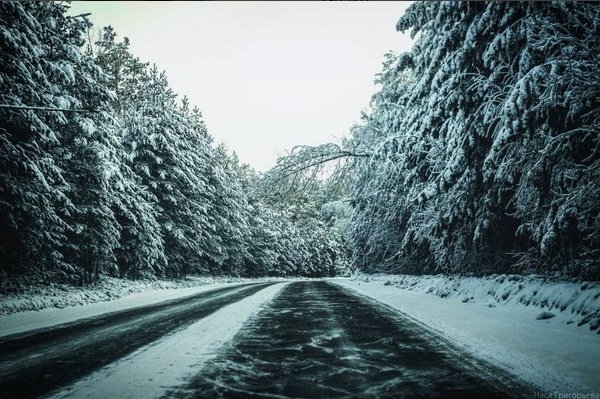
[0,281,534,398]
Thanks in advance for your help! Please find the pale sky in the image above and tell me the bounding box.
[68,1,414,171]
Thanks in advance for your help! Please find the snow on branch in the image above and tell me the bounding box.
[257,143,369,200]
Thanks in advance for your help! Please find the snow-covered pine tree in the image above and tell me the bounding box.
[93,30,167,279]
[345,1,600,279]
[0,2,121,282]
[207,146,252,276]
[1,3,348,284]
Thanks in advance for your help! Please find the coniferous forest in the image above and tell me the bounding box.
[268,1,600,281]
[0,2,345,285]
[1,1,599,287]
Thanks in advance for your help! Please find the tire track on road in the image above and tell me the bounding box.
[0,282,275,398]
[171,281,534,398]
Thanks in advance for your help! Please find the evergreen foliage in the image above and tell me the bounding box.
[0,2,346,284]
[347,2,600,279]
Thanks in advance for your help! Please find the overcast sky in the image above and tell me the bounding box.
[69,1,414,171]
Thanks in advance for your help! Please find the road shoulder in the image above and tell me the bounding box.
[0,281,257,338]
[331,278,600,394]
[50,282,288,399]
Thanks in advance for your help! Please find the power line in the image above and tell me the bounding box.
[0,104,94,113]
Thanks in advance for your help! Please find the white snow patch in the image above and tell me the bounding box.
[363,273,600,327]
[0,281,253,338]
[50,283,287,399]
[0,275,298,316]
[333,275,600,393]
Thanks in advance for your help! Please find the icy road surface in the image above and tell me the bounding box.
[1,281,534,398]
[169,281,533,398]
[0,282,275,398]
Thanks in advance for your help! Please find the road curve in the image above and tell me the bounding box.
[168,281,535,399]
[0,282,275,398]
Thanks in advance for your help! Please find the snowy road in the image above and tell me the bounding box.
[168,281,533,398]
[0,282,275,398]
[1,281,535,398]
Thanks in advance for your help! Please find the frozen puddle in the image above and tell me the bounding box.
[50,283,287,399]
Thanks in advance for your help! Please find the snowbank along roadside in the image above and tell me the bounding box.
[361,273,600,329]
[0,275,272,315]
[0,280,257,338]
[333,274,600,394]
[50,283,288,399]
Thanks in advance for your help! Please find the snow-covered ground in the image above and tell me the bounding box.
[355,273,600,327]
[50,282,288,399]
[0,275,279,315]
[333,274,600,393]
[0,279,269,338]
[4,274,598,396]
